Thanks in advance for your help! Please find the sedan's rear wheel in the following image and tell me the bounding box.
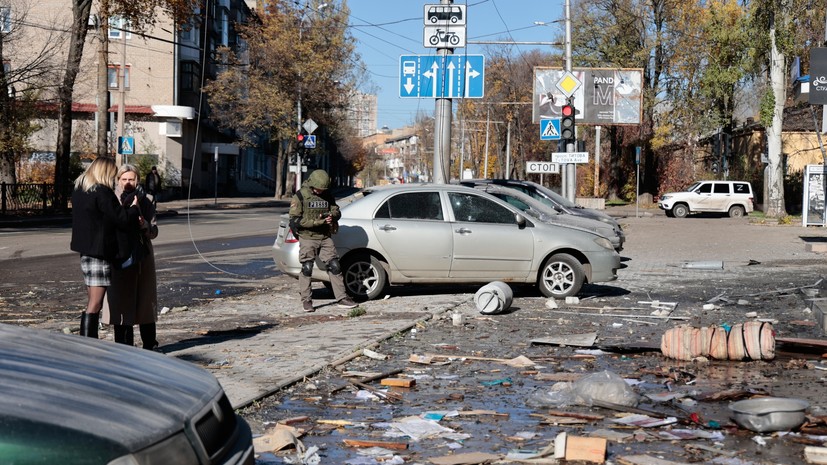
[342,253,387,301]
[728,205,746,218]
[538,253,584,298]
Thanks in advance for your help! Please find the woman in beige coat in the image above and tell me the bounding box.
[103,164,159,349]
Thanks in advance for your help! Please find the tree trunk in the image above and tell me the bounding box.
[96,5,110,158]
[0,32,15,184]
[54,0,93,209]
[275,140,285,198]
[765,16,787,217]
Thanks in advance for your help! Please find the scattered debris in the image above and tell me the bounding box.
[474,281,513,314]
[661,322,775,361]
[530,332,598,347]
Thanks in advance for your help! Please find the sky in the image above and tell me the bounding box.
[345,0,566,131]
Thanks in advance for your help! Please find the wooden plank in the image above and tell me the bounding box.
[380,377,415,388]
[531,332,598,347]
[805,446,827,464]
[776,337,827,349]
[342,439,408,450]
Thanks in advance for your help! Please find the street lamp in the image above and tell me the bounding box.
[295,2,329,189]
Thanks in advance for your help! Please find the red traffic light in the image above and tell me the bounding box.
[561,104,574,117]
[297,134,305,142]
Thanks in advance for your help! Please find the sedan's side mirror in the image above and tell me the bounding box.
[515,213,526,229]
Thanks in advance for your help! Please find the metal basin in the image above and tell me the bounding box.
[729,397,809,433]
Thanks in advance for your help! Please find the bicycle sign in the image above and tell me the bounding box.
[424,26,465,48]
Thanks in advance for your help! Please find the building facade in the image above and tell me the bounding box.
[8,0,257,196]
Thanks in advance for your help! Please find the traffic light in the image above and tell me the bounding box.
[560,103,575,141]
[297,134,305,144]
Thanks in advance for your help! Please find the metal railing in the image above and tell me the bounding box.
[0,183,68,215]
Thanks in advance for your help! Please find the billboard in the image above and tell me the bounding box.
[533,67,643,125]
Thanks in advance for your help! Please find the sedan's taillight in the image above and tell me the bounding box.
[285,228,299,244]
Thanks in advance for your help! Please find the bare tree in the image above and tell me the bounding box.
[0,0,66,184]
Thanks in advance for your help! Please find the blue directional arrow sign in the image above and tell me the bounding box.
[399,54,484,98]
[540,118,561,140]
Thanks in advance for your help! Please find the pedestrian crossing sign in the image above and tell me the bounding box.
[540,118,561,140]
[118,136,135,155]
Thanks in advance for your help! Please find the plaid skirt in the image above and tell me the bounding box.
[80,255,111,287]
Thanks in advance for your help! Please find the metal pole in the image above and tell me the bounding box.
[594,126,601,197]
[116,34,126,166]
[214,146,219,205]
[296,5,304,190]
[564,0,575,203]
[483,107,490,178]
[505,120,511,178]
[432,0,453,184]
[635,146,641,218]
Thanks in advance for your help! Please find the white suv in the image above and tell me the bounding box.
[659,181,754,218]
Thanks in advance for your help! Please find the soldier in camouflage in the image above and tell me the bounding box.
[288,169,358,312]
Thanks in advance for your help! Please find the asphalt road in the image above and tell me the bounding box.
[0,206,286,325]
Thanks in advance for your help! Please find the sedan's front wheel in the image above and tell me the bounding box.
[342,253,388,301]
[538,253,584,298]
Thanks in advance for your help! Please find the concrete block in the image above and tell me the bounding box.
[575,197,605,210]
[806,242,827,253]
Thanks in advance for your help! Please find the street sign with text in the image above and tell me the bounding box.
[526,161,560,174]
[399,54,484,98]
[552,152,589,163]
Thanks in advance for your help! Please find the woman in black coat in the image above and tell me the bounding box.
[70,157,140,338]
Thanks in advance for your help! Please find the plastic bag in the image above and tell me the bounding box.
[526,370,639,408]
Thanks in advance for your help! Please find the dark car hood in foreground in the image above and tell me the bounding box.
[0,323,222,450]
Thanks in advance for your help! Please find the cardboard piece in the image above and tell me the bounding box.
[252,424,303,453]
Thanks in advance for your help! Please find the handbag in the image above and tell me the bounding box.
[115,233,146,269]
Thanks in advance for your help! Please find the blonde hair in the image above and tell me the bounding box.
[74,157,118,192]
[116,164,141,183]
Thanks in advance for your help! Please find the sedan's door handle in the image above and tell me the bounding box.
[455,228,472,234]
[378,224,397,231]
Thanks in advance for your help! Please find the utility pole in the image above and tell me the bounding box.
[116,29,126,166]
[432,0,453,184]
[564,0,576,202]
[95,8,110,158]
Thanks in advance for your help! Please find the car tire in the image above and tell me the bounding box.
[672,204,689,218]
[729,205,746,218]
[664,209,674,218]
[342,253,387,300]
[538,253,584,298]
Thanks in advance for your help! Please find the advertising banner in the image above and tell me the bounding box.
[533,68,643,125]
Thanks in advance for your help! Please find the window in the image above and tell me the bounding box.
[733,183,750,194]
[108,16,132,39]
[449,192,515,224]
[713,183,730,194]
[180,61,199,91]
[697,183,712,194]
[1,7,11,33]
[375,192,443,220]
[107,65,130,89]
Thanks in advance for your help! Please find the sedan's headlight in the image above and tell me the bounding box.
[108,432,199,465]
[660,195,671,201]
[593,237,614,250]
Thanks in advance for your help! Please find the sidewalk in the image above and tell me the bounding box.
[158,289,466,409]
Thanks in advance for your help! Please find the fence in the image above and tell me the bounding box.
[0,183,69,215]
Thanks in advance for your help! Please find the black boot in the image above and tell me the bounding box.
[139,323,158,350]
[79,312,99,339]
[114,325,135,346]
